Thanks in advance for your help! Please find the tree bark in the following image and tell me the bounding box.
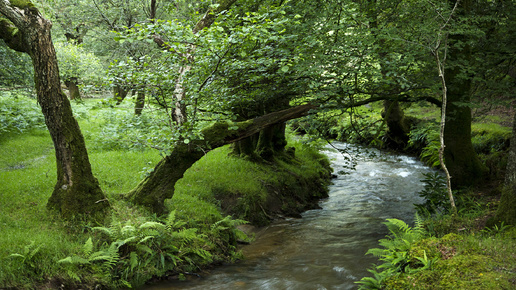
[114,85,129,105]
[64,77,81,100]
[134,89,145,115]
[442,0,487,189]
[126,104,315,214]
[382,100,410,150]
[0,1,108,218]
[492,112,516,225]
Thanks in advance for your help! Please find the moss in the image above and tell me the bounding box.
[386,254,513,289]
[491,185,516,226]
[0,18,20,45]
[9,0,35,9]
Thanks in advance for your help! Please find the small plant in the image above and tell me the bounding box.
[481,222,513,237]
[9,241,42,272]
[414,172,449,216]
[356,216,432,289]
[56,211,224,288]
[58,237,120,284]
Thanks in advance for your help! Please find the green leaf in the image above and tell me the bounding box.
[281,65,289,72]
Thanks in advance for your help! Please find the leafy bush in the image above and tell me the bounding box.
[414,172,449,216]
[54,42,106,87]
[0,92,45,135]
[408,122,441,168]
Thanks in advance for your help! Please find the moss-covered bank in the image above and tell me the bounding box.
[172,144,332,227]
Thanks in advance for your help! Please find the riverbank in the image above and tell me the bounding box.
[0,97,332,289]
[319,102,516,289]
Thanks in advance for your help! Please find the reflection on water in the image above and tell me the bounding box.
[146,143,435,290]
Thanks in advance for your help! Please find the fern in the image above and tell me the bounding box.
[57,216,217,288]
[357,217,429,289]
[9,241,43,270]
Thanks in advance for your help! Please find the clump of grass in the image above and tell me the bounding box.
[471,123,512,154]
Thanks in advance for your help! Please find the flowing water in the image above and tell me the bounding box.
[147,143,436,290]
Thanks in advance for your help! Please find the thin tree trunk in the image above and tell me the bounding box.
[0,1,108,218]
[153,0,238,125]
[435,51,457,215]
[134,89,145,115]
[64,77,81,100]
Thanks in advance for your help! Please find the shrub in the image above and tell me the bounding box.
[0,91,44,135]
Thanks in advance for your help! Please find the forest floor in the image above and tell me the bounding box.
[0,96,332,289]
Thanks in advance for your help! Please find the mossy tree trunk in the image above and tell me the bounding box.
[126,104,315,214]
[364,0,410,150]
[382,100,410,149]
[64,77,81,100]
[443,0,487,189]
[493,112,516,225]
[114,85,129,105]
[0,1,109,218]
[231,96,290,160]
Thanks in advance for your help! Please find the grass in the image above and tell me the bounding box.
[0,96,331,288]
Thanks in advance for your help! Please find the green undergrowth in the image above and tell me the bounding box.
[357,176,516,290]
[0,102,331,288]
[357,215,516,289]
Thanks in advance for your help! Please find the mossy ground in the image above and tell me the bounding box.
[0,97,331,289]
[384,226,516,289]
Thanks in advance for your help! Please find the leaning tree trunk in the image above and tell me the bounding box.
[492,112,516,225]
[0,1,108,218]
[126,104,315,214]
[64,77,81,100]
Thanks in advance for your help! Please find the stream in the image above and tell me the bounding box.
[147,143,436,290]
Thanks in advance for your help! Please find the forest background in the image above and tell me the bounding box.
[1,0,515,289]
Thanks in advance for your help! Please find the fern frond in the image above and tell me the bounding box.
[58,256,90,265]
[93,226,114,237]
[139,221,166,231]
[138,236,155,244]
[366,248,387,258]
[121,225,136,237]
[83,237,93,256]
[384,219,411,236]
[129,252,139,271]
